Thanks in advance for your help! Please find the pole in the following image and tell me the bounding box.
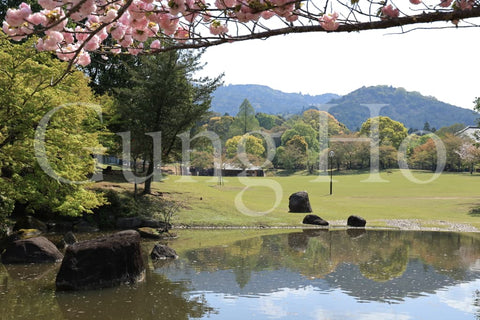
[329,158,333,195]
[329,150,334,195]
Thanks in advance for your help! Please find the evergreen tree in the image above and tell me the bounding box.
[113,50,222,194]
[228,99,260,137]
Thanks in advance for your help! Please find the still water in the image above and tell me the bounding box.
[2,229,480,319]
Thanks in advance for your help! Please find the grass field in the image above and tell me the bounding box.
[130,169,480,229]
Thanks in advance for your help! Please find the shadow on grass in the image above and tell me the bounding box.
[469,207,480,216]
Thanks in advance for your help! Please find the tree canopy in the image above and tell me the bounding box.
[0,35,107,218]
[2,0,480,69]
[112,49,222,193]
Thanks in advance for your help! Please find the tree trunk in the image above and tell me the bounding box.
[143,160,154,194]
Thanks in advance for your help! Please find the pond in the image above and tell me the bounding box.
[2,229,480,319]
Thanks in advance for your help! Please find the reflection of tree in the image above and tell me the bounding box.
[55,269,215,320]
[359,247,409,282]
[0,262,215,320]
[474,290,480,320]
[0,263,63,320]
[180,230,480,290]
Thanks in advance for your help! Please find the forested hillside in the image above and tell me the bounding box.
[212,85,477,130]
[327,86,477,130]
[210,84,339,116]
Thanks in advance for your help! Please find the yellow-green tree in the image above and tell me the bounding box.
[0,34,108,219]
[360,116,408,149]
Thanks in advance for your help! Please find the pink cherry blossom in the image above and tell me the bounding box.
[215,0,236,9]
[43,31,64,50]
[209,21,228,35]
[261,10,276,20]
[102,9,118,23]
[409,0,422,4]
[5,3,31,27]
[120,34,134,47]
[175,27,189,42]
[439,0,453,7]
[37,0,57,10]
[27,12,47,25]
[110,23,127,40]
[111,46,122,54]
[150,39,161,49]
[128,43,144,55]
[77,51,91,66]
[456,0,473,10]
[75,26,89,42]
[158,14,178,35]
[63,29,75,44]
[132,29,149,42]
[319,12,340,31]
[84,35,101,51]
[381,4,399,18]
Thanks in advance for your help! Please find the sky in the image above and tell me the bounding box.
[198,23,480,110]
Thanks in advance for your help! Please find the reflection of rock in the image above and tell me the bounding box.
[347,228,366,239]
[55,268,215,320]
[4,262,58,281]
[288,233,309,252]
[151,244,178,260]
[13,216,47,233]
[288,191,312,213]
[347,215,366,227]
[302,229,329,238]
[1,236,63,264]
[117,217,171,230]
[56,230,145,291]
[138,227,161,239]
[303,214,329,226]
[73,220,99,232]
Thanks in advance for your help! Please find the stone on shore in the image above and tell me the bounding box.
[288,191,312,213]
[1,236,63,264]
[347,215,367,227]
[302,214,329,226]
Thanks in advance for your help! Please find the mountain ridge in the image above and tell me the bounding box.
[210,84,477,130]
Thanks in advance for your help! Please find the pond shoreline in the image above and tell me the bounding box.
[173,219,480,233]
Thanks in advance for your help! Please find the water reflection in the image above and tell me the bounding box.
[0,261,215,320]
[2,230,480,319]
[157,230,480,319]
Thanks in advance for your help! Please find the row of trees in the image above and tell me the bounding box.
[189,100,480,173]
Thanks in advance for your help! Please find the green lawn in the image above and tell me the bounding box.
[143,170,480,229]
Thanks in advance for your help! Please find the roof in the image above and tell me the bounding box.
[456,126,480,141]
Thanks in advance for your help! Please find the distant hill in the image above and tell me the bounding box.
[211,84,478,131]
[210,84,339,116]
[324,86,477,131]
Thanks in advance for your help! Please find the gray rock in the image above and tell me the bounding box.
[1,236,63,264]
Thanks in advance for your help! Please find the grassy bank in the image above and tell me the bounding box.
[99,170,480,230]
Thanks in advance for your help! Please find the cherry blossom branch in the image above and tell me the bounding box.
[2,0,480,67]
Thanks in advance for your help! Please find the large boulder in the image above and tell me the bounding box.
[302,214,329,226]
[55,230,145,291]
[150,244,178,260]
[347,215,367,227]
[1,236,63,264]
[288,191,312,213]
